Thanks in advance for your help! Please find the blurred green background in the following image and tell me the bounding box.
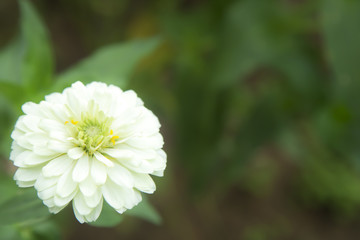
[1,0,360,239]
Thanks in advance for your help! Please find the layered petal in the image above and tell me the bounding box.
[9,81,166,224]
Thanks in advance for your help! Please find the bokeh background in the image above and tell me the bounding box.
[1,0,360,239]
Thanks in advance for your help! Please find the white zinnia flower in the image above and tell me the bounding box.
[9,81,166,223]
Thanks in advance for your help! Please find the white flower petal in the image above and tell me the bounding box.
[68,147,85,160]
[33,146,57,156]
[9,81,166,224]
[65,90,83,119]
[35,174,58,191]
[115,207,127,214]
[138,110,161,135]
[102,180,141,210]
[11,129,23,142]
[9,142,24,161]
[102,148,133,159]
[13,150,31,167]
[22,102,47,118]
[22,115,42,132]
[38,186,56,200]
[73,206,85,224]
[25,153,56,166]
[126,134,164,149]
[114,145,156,159]
[152,170,164,177]
[45,92,64,103]
[49,130,68,141]
[84,198,103,222]
[91,157,107,185]
[43,198,55,208]
[14,167,42,182]
[146,150,167,173]
[70,81,89,101]
[119,187,142,209]
[94,152,114,167]
[84,190,102,208]
[132,173,156,194]
[74,193,92,215]
[79,176,97,196]
[26,132,48,147]
[72,154,89,182]
[49,205,67,214]
[15,151,56,167]
[120,157,154,174]
[48,140,73,153]
[42,155,73,177]
[39,119,66,133]
[16,136,33,150]
[54,190,77,207]
[14,117,28,132]
[108,164,134,188]
[102,181,124,210]
[17,180,36,187]
[56,168,77,198]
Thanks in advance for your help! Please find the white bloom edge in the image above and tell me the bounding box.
[9,81,167,223]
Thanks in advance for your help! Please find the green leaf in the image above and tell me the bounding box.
[212,0,315,90]
[0,177,19,206]
[0,0,54,92]
[89,196,161,227]
[0,94,17,158]
[126,196,162,225]
[88,202,123,227]
[19,0,54,92]
[30,220,61,240]
[0,226,22,240]
[212,0,275,87]
[321,0,360,152]
[0,38,23,84]
[0,81,26,106]
[55,37,161,90]
[0,188,50,226]
[322,0,360,93]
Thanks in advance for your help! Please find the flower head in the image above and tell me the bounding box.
[10,81,166,223]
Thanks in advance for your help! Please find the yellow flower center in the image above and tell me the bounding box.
[65,104,119,155]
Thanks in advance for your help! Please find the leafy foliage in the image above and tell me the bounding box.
[0,187,50,226]
[1,0,360,238]
[0,0,161,232]
[56,37,161,90]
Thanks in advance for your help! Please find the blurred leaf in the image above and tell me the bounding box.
[321,0,360,154]
[0,188,50,226]
[0,38,23,84]
[0,81,26,106]
[0,95,17,157]
[0,177,19,205]
[0,220,60,240]
[88,202,123,227]
[212,0,318,91]
[126,196,162,225]
[298,156,360,216]
[224,101,286,180]
[0,226,22,240]
[56,37,161,90]
[0,81,25,158]
[322,0,360,94]
[30,220,61,240]
[19,0,54,92]
[277,127,304,161]
[212,0,276,87]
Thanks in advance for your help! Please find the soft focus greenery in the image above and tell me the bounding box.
[1,0,360,239]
